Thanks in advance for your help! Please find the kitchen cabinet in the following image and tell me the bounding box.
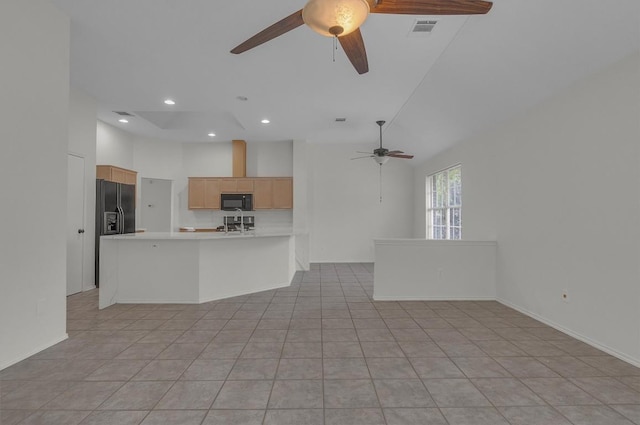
[253,177,292,209]
[188,177,292,210]
[253,178,273,209]
[221,178,237,193]
[97,165,137,185]
[188,178,222,209]
[218,178,254,193]
[272,178,293,209]
[236,178,254,192]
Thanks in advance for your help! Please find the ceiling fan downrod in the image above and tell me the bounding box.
[377,120,385,150]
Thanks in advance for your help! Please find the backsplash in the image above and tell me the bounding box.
[184,209,292,230]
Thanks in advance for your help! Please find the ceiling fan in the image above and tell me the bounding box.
[230,0,493,74]
[352,120,414,164]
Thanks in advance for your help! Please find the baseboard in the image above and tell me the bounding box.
[0,333,68,371]
[373,295,495,301]
[497,297,640,368]
[200,282,293,304]
[116,298,200,304]
[83,284,97,292]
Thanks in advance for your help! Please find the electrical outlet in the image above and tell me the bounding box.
[562,289,569,303]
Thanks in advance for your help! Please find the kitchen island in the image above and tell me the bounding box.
[98,230,295,309]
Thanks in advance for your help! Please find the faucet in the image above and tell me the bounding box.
[235,208,245,234]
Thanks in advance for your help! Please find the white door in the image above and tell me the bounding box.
[140,178,172,232]
[67,154,85,295]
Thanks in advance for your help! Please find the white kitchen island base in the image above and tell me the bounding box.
[99,232,296,309]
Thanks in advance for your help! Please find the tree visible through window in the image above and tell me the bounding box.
[427,165,461,240]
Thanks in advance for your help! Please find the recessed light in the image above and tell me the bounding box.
[208,133,216,137]
[164,99,176,105]
[261,119,270,124]
[118,119,129,123]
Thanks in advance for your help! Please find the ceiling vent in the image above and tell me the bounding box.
[113,111,134,116]
[409,19,437,36]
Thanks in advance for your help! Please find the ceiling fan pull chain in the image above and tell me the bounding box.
[379,163,383,203]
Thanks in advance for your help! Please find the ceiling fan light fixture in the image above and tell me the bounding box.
[302,0,370,37]
[374,156,389,165]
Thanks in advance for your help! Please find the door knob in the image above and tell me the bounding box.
[78,229,85,234]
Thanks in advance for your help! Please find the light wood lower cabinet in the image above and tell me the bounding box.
[188,177,292,210]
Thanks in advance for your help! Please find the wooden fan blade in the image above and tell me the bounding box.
[231,10,304,54]
[370,0,492,15]
[388,153,414,159]
[338,28,369,74]
[351,155,374,160]
[387,150,404,154]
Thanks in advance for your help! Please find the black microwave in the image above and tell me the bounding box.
[221,193,253,211]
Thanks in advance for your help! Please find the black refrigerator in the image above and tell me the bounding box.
[95,179,136,286]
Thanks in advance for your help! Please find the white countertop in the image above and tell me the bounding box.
[102,229,295,240]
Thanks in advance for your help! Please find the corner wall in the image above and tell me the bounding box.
[413,52,640,364]
[309,143,415,263]
[0,0,70,369]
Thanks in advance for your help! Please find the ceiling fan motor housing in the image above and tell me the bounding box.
[373,147,389,156]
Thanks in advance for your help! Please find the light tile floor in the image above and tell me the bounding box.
[1,263,640,424]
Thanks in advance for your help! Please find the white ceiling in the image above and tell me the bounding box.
[52,0,639,162]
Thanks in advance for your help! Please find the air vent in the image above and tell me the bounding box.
[335,117,347,122]
[411,19,437,34]
[113,111,134,116]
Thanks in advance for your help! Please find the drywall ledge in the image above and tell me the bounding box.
[373,239,497,300]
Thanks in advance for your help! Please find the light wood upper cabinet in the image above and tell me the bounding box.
[188,178,206,209]
[124,172,137,185]
[189,178,222,209]
[219,178,254,193]
[253,178,273,209]
[236,178,254,193]
[188,177,292,210]
[97,165,137,185]
[204,179,222,209]
[221,178,237,193]
[272,178,293,209]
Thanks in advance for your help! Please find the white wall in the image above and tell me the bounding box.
[414,52,640,365]
[374,240,496,300]
[0,0,70,369]
[68,88,98,290]
[309,143,415,263]
[247,141,293,177]
[96,120,134,169]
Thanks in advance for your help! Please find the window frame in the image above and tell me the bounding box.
[426,164,462,240]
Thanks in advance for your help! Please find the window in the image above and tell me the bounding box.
[427,164,461,240]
